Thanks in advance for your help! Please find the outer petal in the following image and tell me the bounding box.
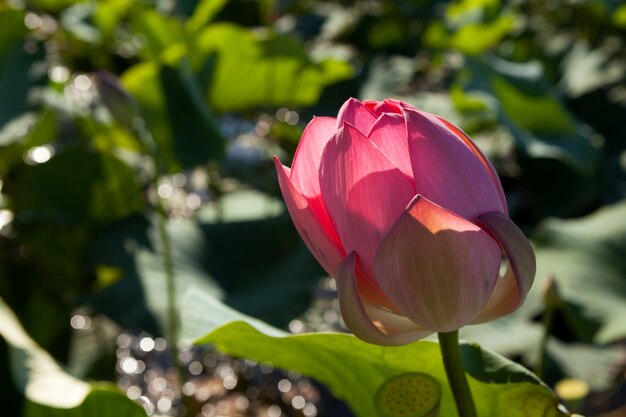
[275,158,345,276]
[367,113,413,179]
[319,123,416,296]
[374,195,502,332]
[472,211,536,323]
[336,253,431,346]
[436,116,508,214]
[291,116,337,201]
[363,302,431,336]
[402,105,506,219]
[336,98,378,135]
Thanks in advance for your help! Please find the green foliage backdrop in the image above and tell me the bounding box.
[0,0,625,416]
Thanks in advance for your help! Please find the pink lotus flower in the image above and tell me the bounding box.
[274,98,535,345]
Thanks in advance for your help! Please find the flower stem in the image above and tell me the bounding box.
[438,330,477,417]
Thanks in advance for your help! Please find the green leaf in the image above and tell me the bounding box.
[196,23,353,111]
[0,296,145,416]
[425,16,516,55]
[532,200,626,344]
[60,3,101,43]
[197,321,568,417]
[424,0,517,55]
[121,59,224,172]
[25,388,147,417]
[86,189,325,338]
[614,3,626,27]
[11,148,144,224]
[187,0,229,31]
[461,56,601,172]
[130,8,184,61]
[159,59,224,168]
[559,41,625,98]
[491,75,575,136]
[86,211,285,341]
[546,339,625,391]
[93,0,133,38]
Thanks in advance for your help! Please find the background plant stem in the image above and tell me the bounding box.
[535,299,555,379]
[133,118,181,374]
[438,330,477,417]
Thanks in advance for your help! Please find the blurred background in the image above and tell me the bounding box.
[0,0,625,416]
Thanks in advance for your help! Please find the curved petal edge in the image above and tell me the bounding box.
[336,98,378,134]
[290,116,337,201]
[473,211,536,323]
[274,157,345,276]
[336,253,429,346]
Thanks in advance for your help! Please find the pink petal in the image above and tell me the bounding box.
[291,116,337,201]
[367,113,413,179]
[319,123,416,295]
[336,98,378,135]
[470,262,520,324]
[336,253,431,345]
[373,99,402,115]
[275,158,345,276]
[402,105,507,219]
[363,302,431,336]
[362,100,379,113]
[436,116,508,214]
[473,211,536,323]
[374,195,502,332]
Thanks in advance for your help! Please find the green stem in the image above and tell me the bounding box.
[155,201,179,347]
[438,331,477,417]
[132,118,180,368]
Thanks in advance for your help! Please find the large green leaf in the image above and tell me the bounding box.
[197,321,568,417]
[532,200,626,344]
[0,296,145,417]
[86,189,325,339]
[195,23,353,112]
[462,56,600,171]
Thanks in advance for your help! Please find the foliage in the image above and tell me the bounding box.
[198,321,565,417]
[0,0,625,415]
